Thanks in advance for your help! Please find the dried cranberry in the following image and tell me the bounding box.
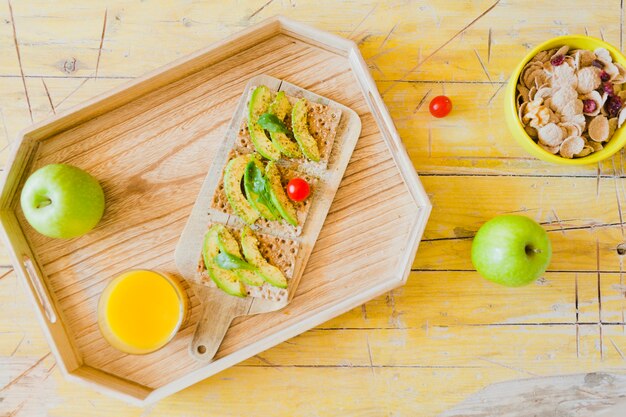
[550,54,565,66]
[600,71,610,82]
[583,99,597,113]
[592,59,605,69]
[601,82,615,95]
[605,95,623,118]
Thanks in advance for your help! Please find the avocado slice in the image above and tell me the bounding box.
[265,162,298,226]
[202,225,246,297]
[268,92,302,158]
[217,228,264,287]
[248,86,281,160]
[243,160,280,221]
[224,154,259,225]
[291,99,321,162]
[241,226,288,289]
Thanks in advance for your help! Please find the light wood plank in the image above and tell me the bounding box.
[2,1,626,415]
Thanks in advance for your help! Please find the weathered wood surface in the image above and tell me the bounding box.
[441,373,626,417]
[1,0,626,416]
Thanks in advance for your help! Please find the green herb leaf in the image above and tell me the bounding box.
[244,161,281,218]
[257,113,289,134]
[214,252,257,271]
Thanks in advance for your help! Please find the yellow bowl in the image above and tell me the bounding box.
[504,35,626,165]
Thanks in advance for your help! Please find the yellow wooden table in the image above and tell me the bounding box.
[2,1,626,415]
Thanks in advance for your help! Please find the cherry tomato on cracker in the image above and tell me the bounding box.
[286,178,310,201]
[429,95,452,118]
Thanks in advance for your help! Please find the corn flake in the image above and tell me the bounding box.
[560,136,585,158]
[576,67,601,94]
[588,115,609,142]
[618,108,626,128]
[538,123,564,146]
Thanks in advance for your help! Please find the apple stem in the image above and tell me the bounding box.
[525,245,542,256]
[36,199,52,209]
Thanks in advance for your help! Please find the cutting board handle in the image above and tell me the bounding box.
[189,287,248,361]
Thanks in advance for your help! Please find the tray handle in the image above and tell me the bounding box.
[22,256,57,324]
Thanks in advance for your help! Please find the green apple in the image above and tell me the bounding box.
[471,215,551,287]
[20,164,105,239]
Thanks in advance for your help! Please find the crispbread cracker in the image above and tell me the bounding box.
[235,121,256,154]
[210,149,317,237]
[235,86,342,173]
[196,223,299,303]
[211,149,240,214]
[293,100,342,173]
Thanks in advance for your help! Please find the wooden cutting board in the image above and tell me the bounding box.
[175,74,361,361]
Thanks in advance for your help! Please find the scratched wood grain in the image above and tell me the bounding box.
[2,0,626,416]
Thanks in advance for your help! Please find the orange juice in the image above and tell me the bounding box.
[98,270,187,354]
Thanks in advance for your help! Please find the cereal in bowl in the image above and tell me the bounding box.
[516,45,626,158]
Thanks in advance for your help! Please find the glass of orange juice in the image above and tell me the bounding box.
[97,270,188,355]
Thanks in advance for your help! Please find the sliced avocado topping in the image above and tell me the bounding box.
[268,92,302,158]
[291,98,321,162]
[202,225,246,297]
[269,92,291,119]
[216,227,264,287]
[265,162,298,226]
[248,86,281,160]
[243,160,280,220]
[241,226,288,289]
[224,154,259,225]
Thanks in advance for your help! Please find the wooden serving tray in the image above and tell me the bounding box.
[0,16,431,405]
[175,74,361,360]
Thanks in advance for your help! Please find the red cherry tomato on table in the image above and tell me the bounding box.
[286,178,310,202]
[429,95,452,118]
